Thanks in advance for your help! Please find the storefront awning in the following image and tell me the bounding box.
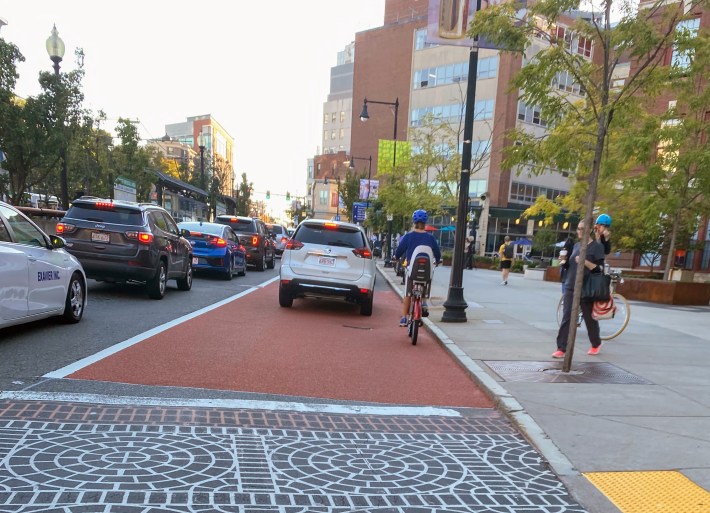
[153,170,208,199]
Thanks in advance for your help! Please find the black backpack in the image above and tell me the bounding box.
[503,243,514,259]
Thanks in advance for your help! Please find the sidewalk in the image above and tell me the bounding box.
[378,262,710,513]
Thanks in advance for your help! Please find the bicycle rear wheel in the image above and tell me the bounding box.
[599,293,630,341]
[411,298,421,345]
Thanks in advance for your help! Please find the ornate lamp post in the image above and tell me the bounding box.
[360,97,399,267]
[46,24,69,210]
[197,131,206,192]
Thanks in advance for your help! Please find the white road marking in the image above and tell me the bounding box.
[44,276,280,379]
[0,391,462,417]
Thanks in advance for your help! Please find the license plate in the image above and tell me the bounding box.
[91,232,110,243]
[192,257,199,265]
[318,256,336,267]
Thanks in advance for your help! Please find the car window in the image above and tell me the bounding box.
[150,211,169,232]
[218,217,255,233]
[161,212,179,235]
[269,225,284,235]
[65,204,144,225]
[226,228,237,243]
[295,224,365,248]
[179,222,224,236]
[0,204,46,247]
[0,218,11,242]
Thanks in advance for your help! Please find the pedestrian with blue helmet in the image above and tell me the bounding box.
[595,213,612,255]
[394,210,442,327]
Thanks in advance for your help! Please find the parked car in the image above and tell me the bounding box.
[0,201,87,329]
[56,197,193,299]
[279,219,375,315]
[177,221,247,280]
[266,222,290,256]
[214,215,276,271]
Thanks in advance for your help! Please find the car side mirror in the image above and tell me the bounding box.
[180,228,191,238]
[49,235,66,249]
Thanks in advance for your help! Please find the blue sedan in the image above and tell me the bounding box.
[178,222,247,280]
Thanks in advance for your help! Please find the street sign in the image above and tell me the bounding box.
[335,214,340,221]
[353,202,367,223]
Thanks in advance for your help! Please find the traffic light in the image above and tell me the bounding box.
[286,192,291,201]
[266,190,271,199]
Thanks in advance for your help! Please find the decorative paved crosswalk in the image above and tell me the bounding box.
[0,407,586,512]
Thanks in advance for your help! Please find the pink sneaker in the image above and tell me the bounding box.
[551,350,565,359]
[587,345,602,355]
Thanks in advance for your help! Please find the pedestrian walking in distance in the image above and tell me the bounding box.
[499,236,513,285]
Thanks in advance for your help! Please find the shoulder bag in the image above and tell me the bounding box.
[581,271,611,302]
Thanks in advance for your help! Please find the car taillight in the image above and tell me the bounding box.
[210,236,227,247]
[280,237,288,243]
[56,222,75,234]
[352,247,372,259]
[251,235,259,246]
[324,222,338,229]
[126,231,153,244]
[95,201,115,209]
[285,240,304,250]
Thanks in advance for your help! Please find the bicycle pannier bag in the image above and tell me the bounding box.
[581,272,611,302]
[503,243,513,259]
[592,296,616,320]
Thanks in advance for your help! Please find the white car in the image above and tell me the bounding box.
[0,201,87,329]
[279,219,375,315]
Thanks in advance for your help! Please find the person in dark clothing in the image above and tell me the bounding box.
[558,235,575,291]
[553,220,606,358]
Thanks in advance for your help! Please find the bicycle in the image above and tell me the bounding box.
[556,271,630,340]
[405,251,435,346]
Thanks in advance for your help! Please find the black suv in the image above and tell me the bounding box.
[57,197,193,299]
[214,215,275,271]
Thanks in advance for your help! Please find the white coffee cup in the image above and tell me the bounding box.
[559,249,568,262]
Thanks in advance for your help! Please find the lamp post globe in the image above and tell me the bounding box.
[46,24,65,75]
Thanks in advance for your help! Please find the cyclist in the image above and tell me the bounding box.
[595,213,612,255]
[394,210,442,326]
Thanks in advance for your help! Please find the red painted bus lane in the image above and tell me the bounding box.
[68,283,493,408]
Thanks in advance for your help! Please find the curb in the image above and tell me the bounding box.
[376,264,579,478]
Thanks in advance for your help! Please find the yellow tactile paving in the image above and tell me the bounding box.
[584,471,710,513]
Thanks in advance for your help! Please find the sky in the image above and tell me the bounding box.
[1,0,386,212]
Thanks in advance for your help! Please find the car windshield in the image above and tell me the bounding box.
[268,225,285,235]
[295,224,364,248]
[66,204,143,225]
[179,222,223,237]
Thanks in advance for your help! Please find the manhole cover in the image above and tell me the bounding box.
[484,360,653,384]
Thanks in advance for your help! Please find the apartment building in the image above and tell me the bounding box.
[322,43,355,156]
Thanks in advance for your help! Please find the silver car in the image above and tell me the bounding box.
[0,201,87,329]
[278,220,375,315]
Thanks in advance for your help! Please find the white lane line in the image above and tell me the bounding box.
[0,391,461,417]
[44,276,280,379]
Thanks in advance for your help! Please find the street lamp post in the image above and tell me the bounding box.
[46,24,69,210]
[197,131,206,192]
[442,0,482,323]
[360,97,399,267]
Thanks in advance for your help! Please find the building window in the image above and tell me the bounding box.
[510,181,567,204]
[517,101,546,127]
[415,28,438,50]
[474,99,495,121]
[340,111,345,123]
[672,17,700,69]
[324,130,328,141]
[478,56,498,79]
[319,190,328,205]
[324,113,329,124]
[553,70,581,94]
[331,113,337,123]
[555,26,572,49]
[339,128,344,139]
[577,36,592,58]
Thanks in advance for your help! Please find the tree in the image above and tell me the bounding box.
[338,170,364,222]
[469,0,707,367]
[235,172,253,216]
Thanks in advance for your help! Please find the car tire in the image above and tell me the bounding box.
[267,252,275,269]
[360,291,374,316]
[279,284,293,307]
[147,261,167,299]
[224,257,233,281]
[256,252,266,271]
[62,272,86,323]
[237,263,246,277]
[177,262,193,291]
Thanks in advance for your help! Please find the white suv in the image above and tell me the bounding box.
[279,220,375,315]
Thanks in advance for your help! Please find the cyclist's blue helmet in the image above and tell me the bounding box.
[596,213,612,227]
[412,209,428,224]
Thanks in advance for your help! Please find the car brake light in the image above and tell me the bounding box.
[324,222,338,229]
[285,240,304,250]
[95,201,115,209]
[125,231,153,244]
[210,236,227,247]
[360,288,370,294]
[352,247,372,259]
[251,235,259,246]
[281,237,288,243]
[56,222,75,234]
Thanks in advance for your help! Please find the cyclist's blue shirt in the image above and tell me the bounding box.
[394,231,441,263]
